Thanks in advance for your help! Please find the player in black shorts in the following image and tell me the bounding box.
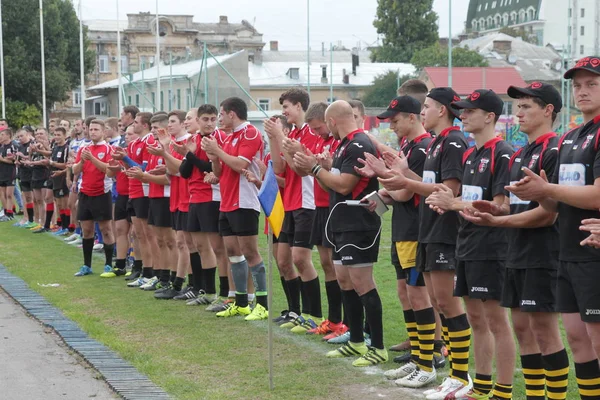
[48,127,71,234]
[426,89,516,400]
[28,128,53,230]
[0,128,17,221]
[294,100,387,367]
[14,128,35,226]
[510,57,600,399]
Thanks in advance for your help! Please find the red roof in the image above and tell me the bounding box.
[423,67,526,95]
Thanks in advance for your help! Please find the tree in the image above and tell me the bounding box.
[361,71,415,108]
[498,27,538,44]
[411,43,489,70]
[1,0,94,121]
[372,0,439,62]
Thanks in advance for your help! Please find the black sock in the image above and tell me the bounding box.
[219,276,229,297]
[173,276,185,291]
[364,320,371,335]
[187,273,194,287]
[300,279,310,315]
[142,266,154,278]
[159,269,170,285]
[115,259,126,270]
[189,252,203,291]
[235,292,249,308]
[44,209,53,229]
[82,238,94,268]
[543,349,569,400]
[360,289,384,349]
[286,277,301,315]
[325,280,343,324]
[27,206,34,222]
[204,267,217,295]
[169,270,176,284]
[133,259,142,272]
[521,353,545,400]
[305,277,322,318]
[281,277,292,310]
[103,243,114,267]
[341,289,364,343]
[576,360,600,399]
[63,213,70,229]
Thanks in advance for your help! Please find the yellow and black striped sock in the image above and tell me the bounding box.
[521,353,545,400]
[543,349,569,400]
[473,373,493,396]
[575,360,600,399]
[414,307,436,373]
[403,309,420,365]
[492,382,512,399]
[439,313,452,374]
[447,313,471,385]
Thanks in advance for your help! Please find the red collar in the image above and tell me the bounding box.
[534,132,557,145]
[483,136,503,149]
[412,132,432,144]
[593,114,600,124]
[345,129,364,142]
[438,126,461,138]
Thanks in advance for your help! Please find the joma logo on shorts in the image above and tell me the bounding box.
[341,256,353,261]
[471,287,488,293]
[586,309,600,316]
[521,300,536,306]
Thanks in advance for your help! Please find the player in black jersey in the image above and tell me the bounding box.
[49,127,71,234]
[15,128,35,225]
[426,89,516,400]
[0,128,17,222]
[378,88,473,399]
[293,100,388,367]
[462,83,569,400]
[510,57,600,399]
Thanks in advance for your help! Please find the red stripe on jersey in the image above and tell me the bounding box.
[128,133,156,198]
[313,135,340,207]
[147,154,170,198]
[282,124,320,211]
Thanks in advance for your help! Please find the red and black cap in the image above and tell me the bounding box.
[507,82,562,112]
[451,89,504,116]
[427,87,462,119]
[564,56,600,79]
[377,96,422,119]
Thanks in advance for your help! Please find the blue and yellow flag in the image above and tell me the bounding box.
[258,160,284,238]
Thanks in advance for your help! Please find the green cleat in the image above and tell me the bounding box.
[352,346,388,367]
[326,341,368,359]
[215,302,251,318]
[245,303,269,321]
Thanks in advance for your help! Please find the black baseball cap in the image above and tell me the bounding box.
[507,82,563,113]
[451,89,504,116]
[377,96,422,119]
[427,87,462,119]
[564,56,600,79]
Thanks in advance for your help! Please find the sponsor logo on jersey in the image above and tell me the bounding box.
[97,152,105,160]
[528,154,539,169]
[582,134,594,150]
[433,144,441,157]
[449,142,462,148]
[478,157,489,173]
[232,138,239,147]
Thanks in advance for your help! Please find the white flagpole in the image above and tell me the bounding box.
[267,225,274,390]
[117,0,123,113]
[39,0,47,127]
[155,0,160,111]
[0,1,6,119]
[78,0,85,119]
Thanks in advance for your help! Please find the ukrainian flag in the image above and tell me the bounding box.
[258,160,284,238]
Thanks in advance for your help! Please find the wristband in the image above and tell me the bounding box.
[311,164,320,175]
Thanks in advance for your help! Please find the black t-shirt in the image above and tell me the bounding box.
[329,130,380,232]
[551,116,600,262]
[507,133,559,269]
[50,143,69,188]
[419,126,467,244]
[391,133,432,241]
[31,142,50,182]
[456,137,514,261]
[0,142,17,182]
[17,141,33,181]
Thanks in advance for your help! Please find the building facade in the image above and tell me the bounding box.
[466,0,600,58]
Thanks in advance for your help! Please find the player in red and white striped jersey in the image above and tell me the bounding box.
[72,120,117,277]
[264,88,322,332]
[201,97,268,320]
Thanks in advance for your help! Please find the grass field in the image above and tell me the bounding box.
[0,214,581,399]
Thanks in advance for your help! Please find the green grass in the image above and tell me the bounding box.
[0,215,581,399]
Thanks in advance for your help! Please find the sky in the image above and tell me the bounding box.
[78,0,470,51]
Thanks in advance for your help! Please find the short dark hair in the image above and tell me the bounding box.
[220,97,248,121]
[150,114,169,125]
[347,99,365,117]
[168,110,187,122]
[54,127,67,135]
[137,112,153,129]
[123,105,140,119]
[279,88,310,111]
[197,104,218,117]
[153,111,168,117]
[305,102,328,122]
[273,114,292,132]
[84,116,96,127]
[398,79,428,106]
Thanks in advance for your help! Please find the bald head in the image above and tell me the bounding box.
[325,101,358,140]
